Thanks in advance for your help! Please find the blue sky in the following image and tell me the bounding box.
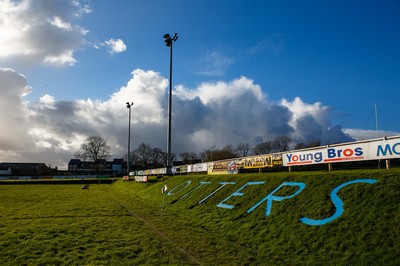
[0,0,399,168]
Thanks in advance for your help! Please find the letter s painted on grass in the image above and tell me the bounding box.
[300,179,377,226]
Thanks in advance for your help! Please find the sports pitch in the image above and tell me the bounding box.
[1,169,399,265]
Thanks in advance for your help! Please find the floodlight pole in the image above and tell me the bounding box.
[126,102,134,176]
[163,33,178,176]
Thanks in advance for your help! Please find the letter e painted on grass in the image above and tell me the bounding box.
[300,179,377,226]
[247,182,306,216]
[216,182,265,209]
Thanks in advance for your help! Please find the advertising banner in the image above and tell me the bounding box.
[370,138,400,159]
[236,155,273,169]
[135,175,148,182]
[176,165,188,174]
[207,160,238,174]
[283,144,366,166]
[283,137,400,166]
[272,153,283,166]
[191,163,208,173]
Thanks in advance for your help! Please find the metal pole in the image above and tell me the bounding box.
[128,107,131,175]
[375,104,379,138]
[166,41,173,175]
[163,33,178,176]
[126,102,133,176]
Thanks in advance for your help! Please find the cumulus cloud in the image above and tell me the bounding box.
[104,38,127,54]
[342,128,399,141]
[0,68,35,156]
[281,97,359,144]
[0,0,125,66]
[1,67,382,169]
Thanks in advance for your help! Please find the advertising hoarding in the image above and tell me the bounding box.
[207,160,238,174]
[283,137,400,166]
[236,155,273,169]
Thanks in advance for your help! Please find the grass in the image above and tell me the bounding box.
[0,185,194,265]
[0,169,399,265]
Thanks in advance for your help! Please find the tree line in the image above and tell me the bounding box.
[74,135,321,170]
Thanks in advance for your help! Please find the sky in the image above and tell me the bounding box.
[0,0,399,169]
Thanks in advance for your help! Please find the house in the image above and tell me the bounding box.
[112,159,125,175]
[0,165,12,175]
[68,158,126,175]
[68,159,94,173]
[68,159,81,172]
[0,163,49,176]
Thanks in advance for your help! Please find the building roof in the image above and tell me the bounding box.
[68,159,81,166]
[0,165,11,170]
[113,158,124,164]
[0,162,48,169]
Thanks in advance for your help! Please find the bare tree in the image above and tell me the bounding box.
[294,140,321,150]
[308,140,321,148]
[200,146,216,162]
[162,152,176,166]
[236,143,251,157]
[220,145,238,159]
[150,147,165,166]
[294,142,308,150]
[253,141,273,155]
[180,152,191,163]
[134,143,153,167]
[272,136,291,152]
[188,152,198,163]
[200,145,237,162]
[75,136,111,162]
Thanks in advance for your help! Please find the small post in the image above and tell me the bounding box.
[386,159,390,169]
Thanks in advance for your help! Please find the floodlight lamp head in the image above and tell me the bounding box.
[163,33,170,39]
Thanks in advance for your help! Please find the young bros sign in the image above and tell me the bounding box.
[166,178,377,226]
[283,137,400,166]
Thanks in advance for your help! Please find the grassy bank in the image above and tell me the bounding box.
[0,169,399,265]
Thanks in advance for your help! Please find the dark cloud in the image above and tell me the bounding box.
[0,67,385,168]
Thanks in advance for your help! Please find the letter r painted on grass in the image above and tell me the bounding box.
[247,182,306,216]
[217,182,265,209]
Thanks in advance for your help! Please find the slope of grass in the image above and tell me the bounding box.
[114,169,400,265]
[0,169,398,265]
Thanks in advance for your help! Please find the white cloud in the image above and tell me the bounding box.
[104,38,127,54]
[2,67,396,169]
[193,50,234,76]
[0,0,90,66]
[175,76,264,105]
[48,16,72,30]
[247,34,285,56]
[343,128,399,141]
[0,0,124,67]
[0,68,35,150]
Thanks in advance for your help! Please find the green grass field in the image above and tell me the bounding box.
[0,169,399,265]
